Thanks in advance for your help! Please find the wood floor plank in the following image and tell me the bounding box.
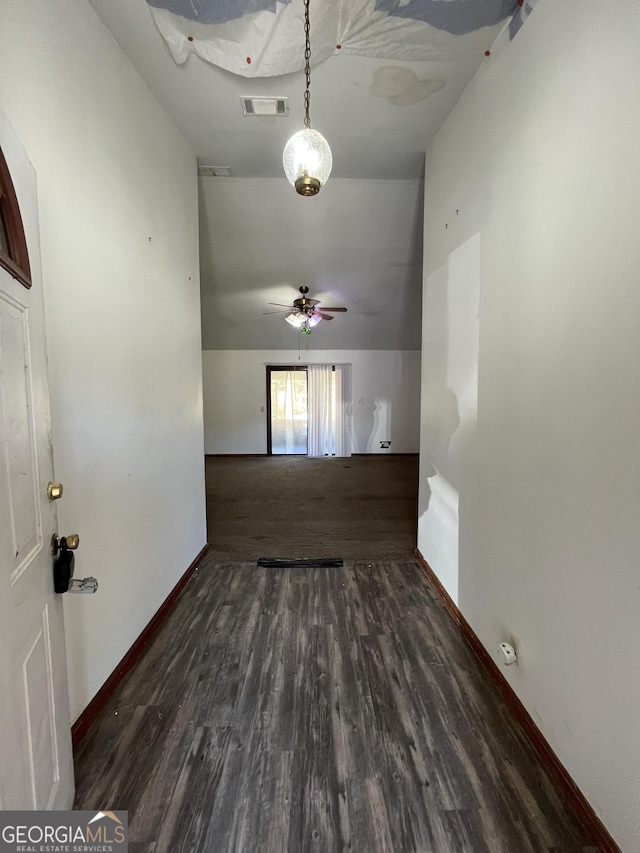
[153,725,233,853]
[127,702,199,843]
[441,809,494,853]
[328,587,379,781]
[197,727,246,852]
[233,749,294,853]
[287,624,345,852]
[74,559,596,852]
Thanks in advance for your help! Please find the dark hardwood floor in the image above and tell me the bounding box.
[74,558,595,852]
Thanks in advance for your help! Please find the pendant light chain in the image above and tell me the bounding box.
[303,0,311,129]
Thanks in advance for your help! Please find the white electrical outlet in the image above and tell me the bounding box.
[510,633,521,666]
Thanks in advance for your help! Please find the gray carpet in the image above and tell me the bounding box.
[205,455,419,562]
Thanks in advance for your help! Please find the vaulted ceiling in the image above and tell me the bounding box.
[90,0,513,349]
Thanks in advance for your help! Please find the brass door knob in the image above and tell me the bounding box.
[51,534,80,555]
[47,482,63,501]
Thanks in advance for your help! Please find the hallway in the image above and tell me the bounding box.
[73,556,595,852]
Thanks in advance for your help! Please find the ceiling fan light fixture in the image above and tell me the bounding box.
[285,312,305,328]
[271,287,346,333]
[282,0,332,197]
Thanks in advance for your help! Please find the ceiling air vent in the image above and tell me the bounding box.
[240,96,289,117]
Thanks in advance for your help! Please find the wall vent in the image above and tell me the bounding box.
[240,96,289,117]
[198,166,234,178]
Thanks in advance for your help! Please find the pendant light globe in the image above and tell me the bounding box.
[283,128,332,196]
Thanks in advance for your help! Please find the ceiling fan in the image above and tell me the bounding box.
[264,286,347,334]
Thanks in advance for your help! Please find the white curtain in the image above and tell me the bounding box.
[333,365,351,457]
[307,364,351,458]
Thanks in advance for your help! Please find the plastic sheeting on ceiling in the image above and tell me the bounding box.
[145,0,537,78]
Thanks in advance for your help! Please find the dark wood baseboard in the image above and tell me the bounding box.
[415,549,621,853]
[205,453,268,457]
[71,544,209,750]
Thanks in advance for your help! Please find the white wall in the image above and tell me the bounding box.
[418,1,640,849]
[203,350,420,454]
[0,0,206,722]
[418,234,479,603]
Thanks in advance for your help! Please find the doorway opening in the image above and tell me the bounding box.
[267,366,308,455]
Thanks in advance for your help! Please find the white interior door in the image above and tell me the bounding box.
[0,111,74,809]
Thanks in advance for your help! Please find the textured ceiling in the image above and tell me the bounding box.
[89,0,508,349]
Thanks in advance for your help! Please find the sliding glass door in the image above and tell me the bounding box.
[267,367,308,455]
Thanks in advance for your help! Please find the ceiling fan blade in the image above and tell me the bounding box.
[268,302,295,308]
[319,306,347,312]
[315,311,334,321]
[263,309,294,315]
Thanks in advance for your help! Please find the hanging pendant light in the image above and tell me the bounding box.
[282,0,332,196]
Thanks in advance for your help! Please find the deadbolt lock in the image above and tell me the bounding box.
[51,533,80,555]
[47,482,64,501]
